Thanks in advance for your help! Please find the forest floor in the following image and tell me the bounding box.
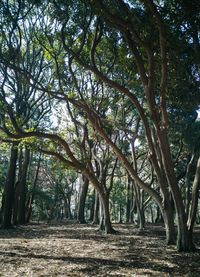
[0,222,200,277]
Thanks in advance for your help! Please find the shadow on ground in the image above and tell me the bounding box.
[0,222,200,276]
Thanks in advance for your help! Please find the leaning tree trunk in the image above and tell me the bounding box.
[157,128,193,251]
[185,153,196,217]
[2,144,18,228]
[187,156,200,249]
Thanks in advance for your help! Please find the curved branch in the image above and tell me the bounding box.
[1,127,83,169]
[38,148,76,169]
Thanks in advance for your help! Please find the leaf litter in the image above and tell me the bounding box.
[0,222,200,276]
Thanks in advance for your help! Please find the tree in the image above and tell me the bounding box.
[1,143,18,228]
[0,0,51,227]
[0,0,200,250]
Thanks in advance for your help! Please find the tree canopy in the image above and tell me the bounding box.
[0,0,200,252]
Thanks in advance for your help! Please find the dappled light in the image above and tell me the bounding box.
[0,223,200,276]
[0,0,200,275]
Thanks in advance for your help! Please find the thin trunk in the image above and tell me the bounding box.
[89,189,95,221]
[18,147,30,224]
[155,204,163,223]
[99,199,104,231]
[12,181,19,225]
[83,167,114,234]
[187,156,200,249]
[66,194,73,219]
[130,182,134,222]
[138,190,145,230]
[126,177,131,222]
[92,190,99,224]
[2,144,18,228]
[26,154,41,223]
[150,207,154,223]
[185,153,196,216]
[58,186,73,220]
[118,203,122,223]
[0,194,4,224]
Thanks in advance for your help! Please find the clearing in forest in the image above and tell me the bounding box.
[0,222,199,276]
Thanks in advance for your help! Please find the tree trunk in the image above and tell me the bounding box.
[187,156,200,250]
[78,175,89,223]
[66,195,73,219]
[136,188,145,230]
[157,129,193,251]
[130,185,135,223]
[89,189,95,221]
[12,181,19,225]
[126,178,131,222]
[100,191,115,234]
[26,153,41,223]
[2,144,18,228]
[18,147,30,224]
[162,204,176,245]
[185,153,195,216]
[0,194,5,225]
[118,203,123,223]
[92,190,99,224]
[79,168,115,233]
[155,204,163,223]
[99,199,104,231]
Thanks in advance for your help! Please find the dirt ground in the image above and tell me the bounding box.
[0,222,199,277]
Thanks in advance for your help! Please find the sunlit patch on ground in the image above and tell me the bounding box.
[0,222,200,276]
